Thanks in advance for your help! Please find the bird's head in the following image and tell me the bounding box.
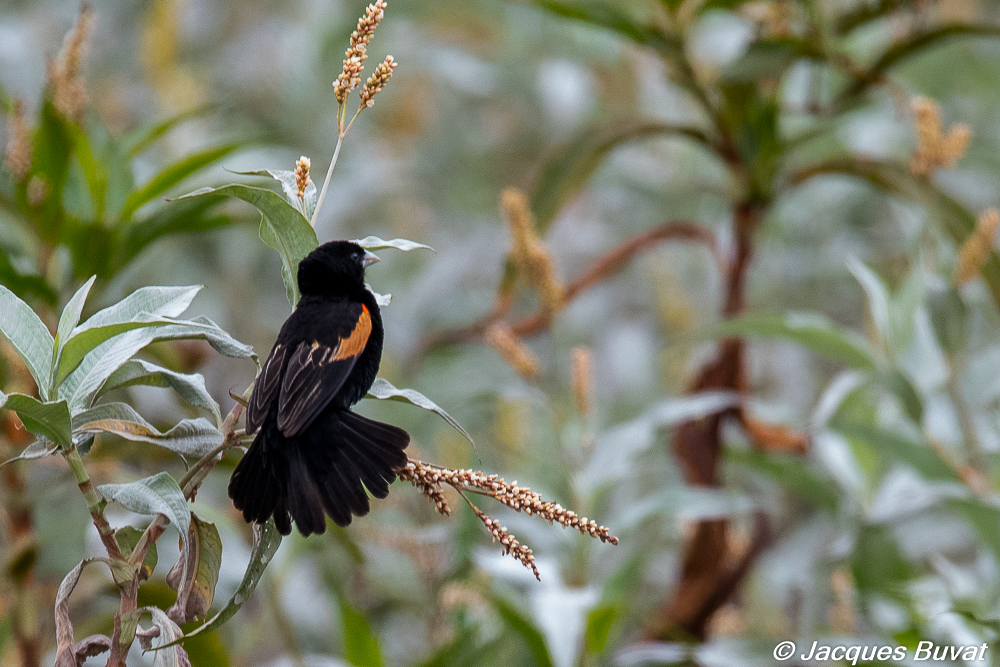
[297,240,380,298]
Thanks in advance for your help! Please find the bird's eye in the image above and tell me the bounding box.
[351,252,360,262]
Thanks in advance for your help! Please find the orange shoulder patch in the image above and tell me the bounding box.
[333,304,372,361]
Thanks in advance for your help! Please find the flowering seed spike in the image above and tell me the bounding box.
[294,156,311,200]
[333,1,387,104]
[47,3,94,123]
[955,209,1000,286]
[4,100,31,182]
[910,96,971,177]
[486,323,540,379]
[359,55,397,109]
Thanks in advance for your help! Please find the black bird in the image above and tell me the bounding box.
[229,240,409,536]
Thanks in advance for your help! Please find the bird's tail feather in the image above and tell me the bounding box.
[228,410,409,536]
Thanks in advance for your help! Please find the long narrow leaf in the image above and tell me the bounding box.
[121,143,242,219]
[102,360,221,423]
[73,402,223,457]
[124,105,216,158]
[0,285,55,397]
[0,391,72,447]
[366,378,474,446]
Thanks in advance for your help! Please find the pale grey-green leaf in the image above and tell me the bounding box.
[0,285,55,398]
[0,439,58,468]
[103,360,221,423]
[352,236,434,252]
[365,378,473,445]
[366,285,391,307]
[74,402,222,457]
[847,257,891,347]
[54,276,97,380]
[99,472,190,538]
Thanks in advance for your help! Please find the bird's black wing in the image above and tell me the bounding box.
[276,302,373,437]
[245,341,289,434]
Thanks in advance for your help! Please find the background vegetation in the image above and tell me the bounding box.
[4,0,1000,664]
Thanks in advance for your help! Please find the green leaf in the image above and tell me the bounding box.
[352,236,434,253]
[32,100,73,240]
[136,607,192,667]
[99,472,190,538]
[174,184,318,305]
[489,593,555,667]
[55,317,186,388]
[102,360,221,423]
[0,284,55,398]
[727,447,840,510]
[73,402,223,457]
[836,422,958,482]
[843,25,1000,101]
[123,105,216,158]
[121,143,242,219]
[878,369,923,424]
[950,499,1000,563]
[927,286,968,355]
[712,311,880,370]
[0,391,72,447]
[846,257,892,347]
[852,524,911,599]
[366,378,474,447]
[156,518,282,646]
[166,513,223,625]
[532,0,670,52]
[54,276,96,368]
[584,604,619,654]
[233,168,317,220]
[720,39,817,82]
[531,119,713,234]
[115,526,158,581]
[340,596,384,667]
[61,315,253,411]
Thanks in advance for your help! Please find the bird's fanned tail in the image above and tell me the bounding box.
[229,410,409,536]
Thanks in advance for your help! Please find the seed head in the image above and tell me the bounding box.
[910,97,970,176]
[955,208,1000,286]
[501,188,565,316]
[359,56,397,109]
[486,323,540,379]
[333,1,387,104]
[4,100,32,182]
[46,4,94,123]
[294,156,311,200]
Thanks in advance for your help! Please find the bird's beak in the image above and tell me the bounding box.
[362,250,380,268]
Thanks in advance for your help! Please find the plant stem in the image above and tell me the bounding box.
[63,443,123,560]
[312,132,345,228]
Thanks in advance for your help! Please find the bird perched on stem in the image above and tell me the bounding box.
[229,241,409,536]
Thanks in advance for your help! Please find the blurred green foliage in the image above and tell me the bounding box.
[5,0,1000,665]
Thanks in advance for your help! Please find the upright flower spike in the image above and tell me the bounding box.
[571,346,592,416]
[358,55,397,109]
[333,1,387,104]
[294,156,311,200]
[4,100,31,182]
[910,97,971,177]
[955,208,1000,286]
[46,4,95,123]
[501,188,565,316]
[485,323,540,379]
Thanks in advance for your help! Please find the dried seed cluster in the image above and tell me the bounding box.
[398,460,618,578]
[955,208,1000,286]
[333,1,387,104]
[359,56,397,109]
[485,323,540,379]
[470,504,540,580]
[4,100,31,182]
[46,4,94,123]
[910,97,970,177]
[501,188,565,316]
[294,156,311,199]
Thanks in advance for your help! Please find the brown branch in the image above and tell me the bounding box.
[416,220,717,354]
